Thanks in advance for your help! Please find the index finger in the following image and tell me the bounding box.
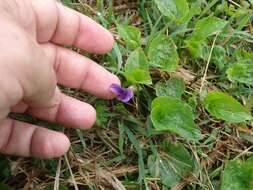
[31,0,114,54]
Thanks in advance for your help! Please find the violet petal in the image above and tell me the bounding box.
[109,84,134,103]
[109,83,125,95]
[117,88,134,103]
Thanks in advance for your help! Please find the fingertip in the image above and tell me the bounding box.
[75,103,96,129]
[31,128,70,159]
[106,74,121,99]
[57,95,96,129]
[94,28,115,54]
[113,74,121,86]
[85,105,96,128]
[100,31,115,54]
[52,132,70,157]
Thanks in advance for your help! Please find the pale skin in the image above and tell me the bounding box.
[0,0,120,158]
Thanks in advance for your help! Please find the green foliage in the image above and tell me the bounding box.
[117,25,141,50]
[162,141,192,168]
[235,49,253,61]
[124,48,152,85]
[95,100,114,127]
[212,45,227,71]
[0,183,13,190]
[124,126,145,181]
[192,16,228,38]
[148,34,179,72]
[61,0,72,5]
[148,141,193,187]
[204,92,252,123]
[151,96,201,141]
[0,156,11,180]
[186,16,228,58]
[227,62,253,85]
[221,156,253,190]
[155,77,185,98]
[154,0,189,21]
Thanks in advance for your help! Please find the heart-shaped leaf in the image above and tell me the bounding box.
[204,92,252,123]
[227,62,253,85]
[124,48,152,85]
[155,77,185,98]
[186,16,227,58]
[148,35,179,72]
[117,25,141,50]
[154,0,189,21]
[221,156,253,190]
[148,141,193,187]
[192,16,228,40]
[151,96,201,141]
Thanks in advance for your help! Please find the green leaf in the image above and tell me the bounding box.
[162,141,193,172]
[155,77,185,98]
[235,49,253,61]
[148,35,179,72]
[227,62,253,85]
[204,92,252,123]
[186,16,227,58]
[117,25,141,50]
[185,39,209,59]
[154,0,189,21]
[191,16,228,40]
[124,48,152,84]
[151,96,201,141]
[179,1,202,24]
[148,142,193,187]
[148,155,180,187]
[154,0,176,19]
[174,0,189,20]
[221,156,253,190]
[211,45,227,71]
[61,0,72,5]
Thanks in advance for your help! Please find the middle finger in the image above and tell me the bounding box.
[42,43,120,99]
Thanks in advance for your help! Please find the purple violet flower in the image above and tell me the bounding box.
[109,84,134,103]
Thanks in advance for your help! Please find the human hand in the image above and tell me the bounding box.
[0,0,120,158]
